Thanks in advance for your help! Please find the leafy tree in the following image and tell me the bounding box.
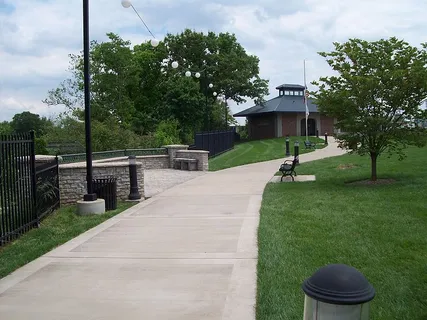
[154,119,182,147]
[164,29,269,106]
[0,121,12,135]
[35,138,48,155]
[163,76,205,136]
[10,111,53,137]
[44,34,138,127]
[43,30,268,139]
[312,37,427,181]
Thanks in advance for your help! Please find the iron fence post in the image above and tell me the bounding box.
[29,131,38,226]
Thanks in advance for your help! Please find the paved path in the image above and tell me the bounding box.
[0,140,346,320]
[144,169,206,198]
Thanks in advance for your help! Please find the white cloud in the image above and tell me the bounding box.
[1,0,427,125]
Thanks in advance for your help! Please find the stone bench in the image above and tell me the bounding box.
[174,158,198,171]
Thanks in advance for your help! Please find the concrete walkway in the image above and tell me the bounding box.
[0,140,346,320]
[144,169,206,198]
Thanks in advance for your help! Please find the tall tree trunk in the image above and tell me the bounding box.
[370,152,378,181]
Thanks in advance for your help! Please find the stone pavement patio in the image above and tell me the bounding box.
[0,139,346,320]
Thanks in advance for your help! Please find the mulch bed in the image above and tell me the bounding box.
[337,164,358,170]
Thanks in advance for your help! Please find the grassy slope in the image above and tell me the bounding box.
[257,146,427,320]
[209,137,324,171]
[0,202,135,279]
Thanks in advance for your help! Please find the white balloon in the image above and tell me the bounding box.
[185,71,192,77]
[121,0,132,8]
[209,83,213,88]
[150,38,159,47]
[213,92,217,97]
[171,61,179,69]
[195,72,201,78]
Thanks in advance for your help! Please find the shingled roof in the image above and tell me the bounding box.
[234,83,318,117]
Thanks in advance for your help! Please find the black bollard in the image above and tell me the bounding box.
[302,264,375,319]
[316,129,319,138]
[128,155,141,200]
[294,141,300,165]
[285,136,291,157]
[324,132,328,145]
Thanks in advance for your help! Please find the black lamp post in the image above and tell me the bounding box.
[302,264,375,319]
[285,135,291,157]
[82,0,97,202]
[294,141,300,165]
[128,155,141,200]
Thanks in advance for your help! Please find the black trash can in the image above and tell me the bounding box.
[92,176,117,211]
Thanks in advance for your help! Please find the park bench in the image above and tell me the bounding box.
[304,140,316,149]
[279,158,298,182]
[174,157,198,171]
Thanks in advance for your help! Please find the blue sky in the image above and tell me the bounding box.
[1,0,427,123]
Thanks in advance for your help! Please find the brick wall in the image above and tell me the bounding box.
[59,162,144,205]
[282,113,297,136]
[320,115,335,135]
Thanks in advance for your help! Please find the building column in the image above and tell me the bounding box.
[276,113,283,137]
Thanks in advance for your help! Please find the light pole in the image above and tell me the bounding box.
[185,69,216,131]
[82,0,96,202]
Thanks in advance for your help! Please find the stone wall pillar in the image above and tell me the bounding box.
[163,145,189,168]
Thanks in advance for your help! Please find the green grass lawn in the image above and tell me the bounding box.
[209,136,324,171]
[257,146,427,320]
[0,202,135,279]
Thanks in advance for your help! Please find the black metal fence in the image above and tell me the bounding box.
[60,148,167,163]
[0,132,60,246]
[190,130,235,158]
[35,157,60,220]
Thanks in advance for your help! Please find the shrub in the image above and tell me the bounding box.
[154,119,181,147]
[35,137,48,155]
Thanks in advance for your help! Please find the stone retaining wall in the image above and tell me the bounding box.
[37,145,209,206]
[59,162,144,205]
[88,145,209,171]
[95,155,169,169]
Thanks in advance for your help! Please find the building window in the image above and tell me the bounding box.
[285,91,290,95]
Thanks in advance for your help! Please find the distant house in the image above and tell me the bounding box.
[233,83,336,140]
